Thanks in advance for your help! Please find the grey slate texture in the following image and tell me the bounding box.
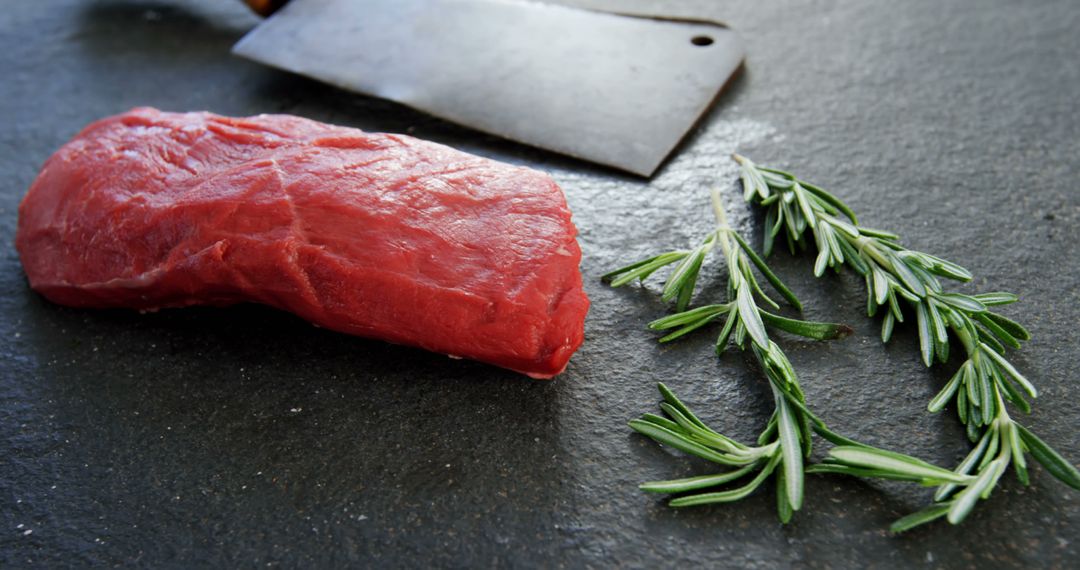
[1,1,1077,567]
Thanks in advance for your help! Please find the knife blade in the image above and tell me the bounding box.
[233,0,743,176]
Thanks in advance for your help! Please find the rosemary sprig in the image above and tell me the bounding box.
[611,189,888,522]
[629,314,833,521]
[603,188,850,351]
[632,343,850,522]
[631,322,961,518]
[734,154,1080,530]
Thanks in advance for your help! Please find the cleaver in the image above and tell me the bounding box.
[234,0,743,177]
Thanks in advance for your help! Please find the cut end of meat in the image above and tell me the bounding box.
[16,107,589,378]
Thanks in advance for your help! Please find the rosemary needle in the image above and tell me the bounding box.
[734,154,1080,530]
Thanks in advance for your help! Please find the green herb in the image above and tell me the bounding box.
[613,189,887,523]
[604,188,848,350]
[631,345,808,521]
[634,360,970,524]
[734,154,1080,530]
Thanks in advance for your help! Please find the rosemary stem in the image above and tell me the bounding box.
[953,320,978,355]
[710,186,735,259]
[852,234,891,269]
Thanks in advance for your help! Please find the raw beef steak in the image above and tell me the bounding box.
[16,108,588,378]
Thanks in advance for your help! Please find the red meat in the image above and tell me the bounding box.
[16,108,588,378]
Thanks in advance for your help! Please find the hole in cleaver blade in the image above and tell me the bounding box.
[232,0,744,177]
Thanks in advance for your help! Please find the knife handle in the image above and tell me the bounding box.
[243,0,289,17]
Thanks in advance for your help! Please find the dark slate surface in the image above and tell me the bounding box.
[2,0,1078,567]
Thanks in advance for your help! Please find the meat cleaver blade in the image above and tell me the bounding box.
[232,0,743,177]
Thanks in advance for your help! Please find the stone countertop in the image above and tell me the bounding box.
[1,1,1077,567]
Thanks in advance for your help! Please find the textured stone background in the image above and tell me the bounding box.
[2,1,1078,567]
